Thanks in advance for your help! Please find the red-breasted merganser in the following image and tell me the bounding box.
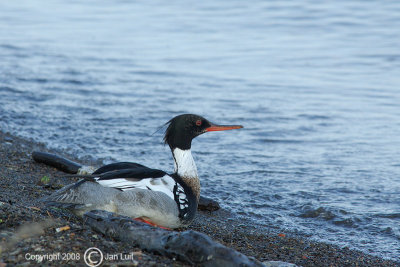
[42,114,243,228]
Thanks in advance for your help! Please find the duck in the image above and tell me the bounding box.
[42,114,243,229]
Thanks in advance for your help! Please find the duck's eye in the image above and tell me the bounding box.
[195,120,202,126]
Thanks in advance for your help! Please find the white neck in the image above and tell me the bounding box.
[172,148,198,179]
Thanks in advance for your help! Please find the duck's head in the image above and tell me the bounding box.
[163,114,243,150]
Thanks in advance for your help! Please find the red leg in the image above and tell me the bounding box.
[133,217,172,230]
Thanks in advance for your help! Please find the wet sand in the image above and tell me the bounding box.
[0,131,398,266]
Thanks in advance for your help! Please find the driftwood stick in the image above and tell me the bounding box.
[32,151,82,174]
[83,210,264,267]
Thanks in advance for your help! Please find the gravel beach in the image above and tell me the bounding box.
[0,131,398,267]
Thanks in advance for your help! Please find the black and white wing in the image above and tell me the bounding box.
[88,167,177,200]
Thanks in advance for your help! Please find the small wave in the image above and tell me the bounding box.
[249,203,272,209]
[298,114,331,120]
[0,86,22,94]
[0,44,21,50]
[198,82,223,88]
[359,53,400,62]
[332,218,357,227]
[260,139,304,144]
[374,213,400,219]
[17,77,49,83]
[59,79,86,85]
[130,70,179,77]
[324,187,358,194]
[61,69,82,76]
[233,169,295,176]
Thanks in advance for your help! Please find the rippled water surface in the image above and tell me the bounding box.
[1,0,400,260]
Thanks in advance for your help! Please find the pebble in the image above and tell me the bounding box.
[19,262,31,267]
[131,251,142,256]
[9,248,21,256]
[4,136,13,144]
[263,261,299,267]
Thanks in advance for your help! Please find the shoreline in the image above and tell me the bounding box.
[0,130,398,266]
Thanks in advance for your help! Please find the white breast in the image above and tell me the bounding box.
[172,148,198,179]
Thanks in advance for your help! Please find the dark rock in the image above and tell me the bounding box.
[198,196,220,211]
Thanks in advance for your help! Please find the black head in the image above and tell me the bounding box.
[163,114,243,150]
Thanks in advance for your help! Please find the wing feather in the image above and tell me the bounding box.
[91,167,176,200]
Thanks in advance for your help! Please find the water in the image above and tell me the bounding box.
[1,0,400,260]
